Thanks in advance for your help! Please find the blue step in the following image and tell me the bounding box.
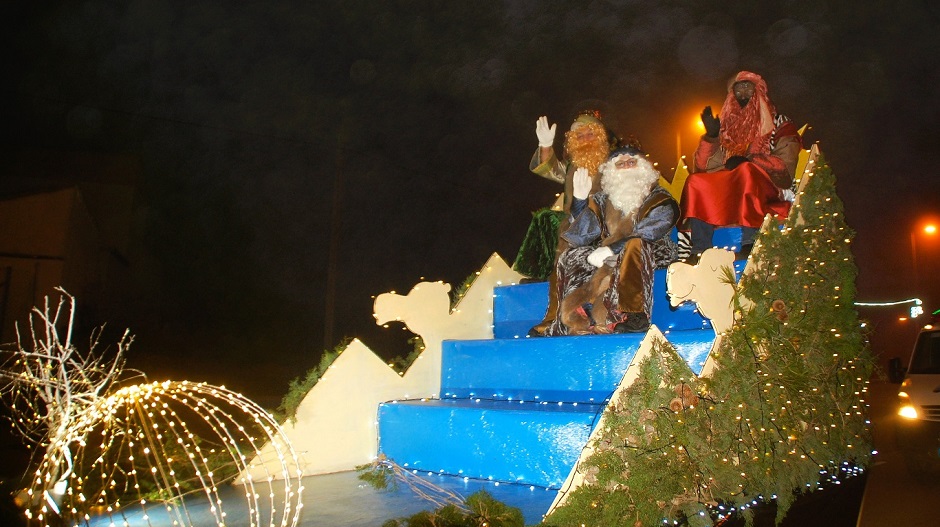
[494,269,711,339]
[377,398,603,489]
[652,266,715,332]
[672,224,745,251]
[492,281,552,339]
[711,226,746,251]
[442,333,644,403]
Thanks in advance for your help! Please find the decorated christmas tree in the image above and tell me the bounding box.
[543,158,873,527]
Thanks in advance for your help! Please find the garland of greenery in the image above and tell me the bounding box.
[275,335,427,424]
[544,159,873,526]
[512,208,566,280]
[450,271,480,310]
[274,337,352,423]
[381,490,525,527]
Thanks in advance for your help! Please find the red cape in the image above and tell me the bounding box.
[681,162,790,228]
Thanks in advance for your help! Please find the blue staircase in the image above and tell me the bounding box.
[377,228,746,509]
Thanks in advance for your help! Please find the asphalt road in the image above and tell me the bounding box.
[856,379,940,526]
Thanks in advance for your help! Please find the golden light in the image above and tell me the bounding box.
[676,108,710,161]
[925,224,937,235]
[693,113,705,134]
[899,405,918,419]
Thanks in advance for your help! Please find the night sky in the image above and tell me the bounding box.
[2,1,940,404]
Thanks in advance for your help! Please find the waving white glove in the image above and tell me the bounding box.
[572,167,591,200]
[587,246,614,268]
[535,116,556,148]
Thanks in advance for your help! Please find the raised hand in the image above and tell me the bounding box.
[701,106,720,138]
[535,116,557,147]
[572,167,591,200]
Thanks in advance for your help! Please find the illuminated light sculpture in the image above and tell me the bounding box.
[0,289,303,527]
[358,454,471,514]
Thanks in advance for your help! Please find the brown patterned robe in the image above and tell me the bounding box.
[544,185,678,336]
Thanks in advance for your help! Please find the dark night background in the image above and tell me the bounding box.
[2,0,940,410]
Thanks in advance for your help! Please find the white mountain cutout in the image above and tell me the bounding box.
[241,253,523,478]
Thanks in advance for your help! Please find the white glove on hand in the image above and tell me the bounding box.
[572,167,591,200]
[535,116,556,148]
[587,246,614,268]
[780,188,795,202]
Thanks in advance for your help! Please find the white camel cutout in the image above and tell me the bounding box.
[374,281,458,339]
[666,248,738,334]
[371,281,462,396]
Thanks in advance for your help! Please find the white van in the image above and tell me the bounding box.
[889,324,940,477]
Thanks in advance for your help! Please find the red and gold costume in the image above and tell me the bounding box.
[681,72,801,245]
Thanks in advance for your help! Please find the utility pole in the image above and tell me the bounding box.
[324,104,351,351]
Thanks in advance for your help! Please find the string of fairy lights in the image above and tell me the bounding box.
[0,290,304,527]
[855,298,924,319]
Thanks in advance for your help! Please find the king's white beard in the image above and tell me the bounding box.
[601,160,660,216]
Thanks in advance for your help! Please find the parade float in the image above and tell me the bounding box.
[1,139,873,527]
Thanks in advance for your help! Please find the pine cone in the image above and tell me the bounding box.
[669,397,684,412]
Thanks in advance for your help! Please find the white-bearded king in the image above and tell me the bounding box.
[541,146,679,336]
